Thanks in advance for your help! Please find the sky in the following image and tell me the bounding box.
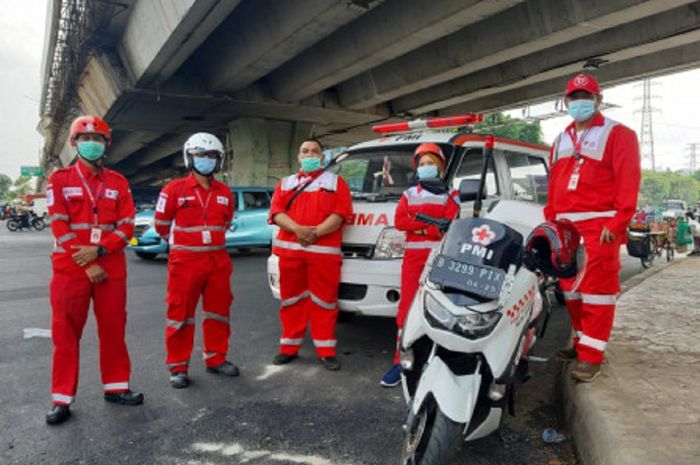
[1,0,699,180]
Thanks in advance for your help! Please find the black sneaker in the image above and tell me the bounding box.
[169,371,190,389]
[272,353,297,365]
[104,390,144,406]
[320,356,340,371]
[206,361,240,377]
[555,346,578,361]
[46,404,71,425]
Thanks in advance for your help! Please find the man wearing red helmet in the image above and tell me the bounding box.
[45,116,143,425]
[380,143,460,387]
[545,74,641,382]
[269,138,353,371]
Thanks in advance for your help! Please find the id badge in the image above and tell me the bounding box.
[202,230,212,244]
[567,173,580,191]
[90,227,102,244]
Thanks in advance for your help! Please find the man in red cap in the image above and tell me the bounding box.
[45,116,143,425]
[544,74,641,382]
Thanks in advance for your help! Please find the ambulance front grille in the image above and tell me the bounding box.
[341,244,374,259]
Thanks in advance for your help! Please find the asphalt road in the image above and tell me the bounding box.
[0,228,642,465]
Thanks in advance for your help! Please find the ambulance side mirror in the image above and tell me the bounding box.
[459,179,483,202]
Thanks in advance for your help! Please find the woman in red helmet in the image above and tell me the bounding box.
[380,143,460,387]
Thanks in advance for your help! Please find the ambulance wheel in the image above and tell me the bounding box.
[135,252,158,260]
[337,311,356,323]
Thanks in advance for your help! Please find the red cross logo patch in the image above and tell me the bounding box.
[86,123,94,132]
[574,74,589,86]
[471,224,496,246]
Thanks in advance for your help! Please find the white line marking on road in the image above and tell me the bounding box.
[23,328,51,339]
[256,364,285,381]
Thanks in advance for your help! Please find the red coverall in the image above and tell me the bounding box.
[269,170,353,358]
[544,113,641,365]
[46,160,135,405]
[154,174,234,373]
[393,185,460,362]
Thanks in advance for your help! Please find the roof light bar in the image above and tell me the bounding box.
[372,114,484,134]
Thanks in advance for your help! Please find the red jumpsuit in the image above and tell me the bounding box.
[46,160,135,405]
[544,113,641,365]
[154,174,234,373]
[269,170,353,358]
[393,185,460,362]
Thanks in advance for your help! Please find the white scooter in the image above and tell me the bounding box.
[399,138,554,465]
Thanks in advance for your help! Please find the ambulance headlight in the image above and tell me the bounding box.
[374,227,405,259]
[424,293,500,340]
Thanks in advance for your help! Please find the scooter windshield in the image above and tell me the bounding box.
[429,218,523,299]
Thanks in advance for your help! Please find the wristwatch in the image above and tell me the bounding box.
[96,245,107,257]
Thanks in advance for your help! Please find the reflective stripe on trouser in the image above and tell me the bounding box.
[165,254,233,371]
[559,218,621,365]
[278,254,341,357]
[50,273,131,403]
[394,248,431,363]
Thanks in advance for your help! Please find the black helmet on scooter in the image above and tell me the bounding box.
[523,220,586,282]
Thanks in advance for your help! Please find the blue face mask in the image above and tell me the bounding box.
[77,141,105,161]
[417,165,438,179]
[567,99,596,122]
[300,157,322,173]
[193,156,217,175]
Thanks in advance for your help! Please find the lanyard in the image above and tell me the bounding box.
[75,163,104,226]
[194,188,212,225]
[566,126,591,161]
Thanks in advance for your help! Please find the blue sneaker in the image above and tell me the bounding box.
[380,364,402,387]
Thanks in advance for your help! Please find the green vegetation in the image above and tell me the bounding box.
[638,170,700,208]
[474,113,545,145]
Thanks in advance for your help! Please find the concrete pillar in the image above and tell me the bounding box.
[226,118,312,187]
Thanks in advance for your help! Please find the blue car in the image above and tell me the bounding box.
[128,186,275,259]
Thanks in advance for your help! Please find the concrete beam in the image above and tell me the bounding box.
[76,52,128,117]
[337,0,697,110]
[395,3,700,114]
[119,0,241,86]
[107,130,161,165]
[199,0,381,93]
[441,40,700,115]
[118,134,185,176]
[268,0,524,102]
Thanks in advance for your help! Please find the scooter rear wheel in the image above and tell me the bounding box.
[401,398,462,465]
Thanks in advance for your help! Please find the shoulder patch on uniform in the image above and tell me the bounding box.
[105,189,119,200]
[217,195,229,206]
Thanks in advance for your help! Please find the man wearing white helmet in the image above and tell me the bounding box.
[154,133,238,388]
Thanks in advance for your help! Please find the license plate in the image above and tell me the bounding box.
[129,237,138,246]
[429,255,505,299]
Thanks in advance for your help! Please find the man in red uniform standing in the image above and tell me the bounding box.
[155,133,239,389]
[545,74,641,382]
[269,138,353,371]
[46,116,143,425]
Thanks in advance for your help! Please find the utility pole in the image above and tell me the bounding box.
[635,79,661,172]
[687,143,700,174]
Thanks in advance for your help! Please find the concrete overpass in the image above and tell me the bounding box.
[38,0,700,186]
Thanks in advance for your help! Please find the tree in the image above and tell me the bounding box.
[474,113,545,145]
[638,170,700,207]
[3,176,33,202]
[0,173,11,199]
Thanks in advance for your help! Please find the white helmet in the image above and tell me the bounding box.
[183,132,225,173]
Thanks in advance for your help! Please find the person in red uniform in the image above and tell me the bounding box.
[269,138,353,371]
[380,143,460,387]
[45,116,143,425]
[154,133,239,389]
[545,73,641,382]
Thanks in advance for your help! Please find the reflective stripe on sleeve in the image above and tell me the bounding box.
[313,339,337,348]
[53,246,66,253]
[404,241,440,250]
[280,338,304,346]
[581,294,617,305]
[52,393,74,404]
[203,312,229,324]
[113,230,130,243]
[116,217,134,226]
[309,293,336,310]
[555,210,617,222]
[170,245,226,252]
[281,291,309,307]
[563,291,582,301]
[578,334,608,351]
[57,233,76,244]
[49,214,69,222]
[273,239,342,255]
[103,382,129,391]
[155,219,171,226]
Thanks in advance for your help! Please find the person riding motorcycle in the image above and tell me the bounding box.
[380,143,460,387]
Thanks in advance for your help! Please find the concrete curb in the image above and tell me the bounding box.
[557,253,690,465]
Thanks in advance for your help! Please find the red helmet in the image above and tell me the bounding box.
[523,220,585,281]
[413,143,446,169]
[69,116,111,146]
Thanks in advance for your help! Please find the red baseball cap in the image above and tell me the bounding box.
[565,73,600,96]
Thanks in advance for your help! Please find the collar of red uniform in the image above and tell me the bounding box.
[76,158,104,180]
[186,172,221,190]
[565,112,605,132]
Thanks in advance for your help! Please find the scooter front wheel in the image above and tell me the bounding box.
[32,219,46,231]
[6,219,19,232]
[401,397,462,465]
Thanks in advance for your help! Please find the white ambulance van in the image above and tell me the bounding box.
[267,115,550,318]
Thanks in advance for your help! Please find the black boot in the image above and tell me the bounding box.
[206,361,240,377]
[169,371,190,389]
[104,390,144,406]
[272,353,297,365]
[320,356,341,371]
[46,404,71,425]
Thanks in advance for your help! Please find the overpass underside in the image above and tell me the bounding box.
[38,0,700,186]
